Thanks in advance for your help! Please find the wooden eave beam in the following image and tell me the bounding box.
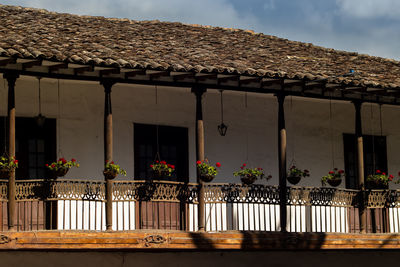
[0,57,15,66]
[195,73,217,81]
[261,79,281,87]
[170,72,194,80]
[239,76,262,85]
[146,70,169,78]
[121,69,146,78]
[217,74,240,83]
[3,59,42,71]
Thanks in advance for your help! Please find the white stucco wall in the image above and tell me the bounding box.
[1,76,400,189]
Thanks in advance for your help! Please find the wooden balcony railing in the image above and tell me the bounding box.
[0,179,399,233]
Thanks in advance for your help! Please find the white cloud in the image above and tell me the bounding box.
[336,0,400,19]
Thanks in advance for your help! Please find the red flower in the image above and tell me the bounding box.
[45,164,48,167]
[156,160,159,163]
[14,160,18,163]
[389,175,394,181]
[150,165,153,168]
[51,164,55,168]
[329,171,334,174]
[338,170,344,174]
[382,172,386,175]
[196,160,201,165]
[110,161,114,164]
[376,170,381,174]
[240,166,244,170]
[216,162,221,168]
[171,165,175,169]
[71,158,76,162]
[242,163,246,167]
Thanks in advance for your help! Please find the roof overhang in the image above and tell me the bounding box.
[1,57,399,106]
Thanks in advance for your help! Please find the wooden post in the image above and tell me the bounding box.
[4,72,18,231]
[354,101,366,233]
[102,80,114,231]
[277,92,287,232]
[192,86,206,231]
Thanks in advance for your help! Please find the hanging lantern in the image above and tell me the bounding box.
[217,90,228,136]
[34,77,46,127]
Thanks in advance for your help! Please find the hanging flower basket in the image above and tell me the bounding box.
[287,175,301,185]
[327,178,342,187]
[366,170,393,189]
[150,161,175,180]
[51,168,69,178]
[196,159,220,183]
[46,158,79,179]
[104,161,126,180]
[322,168,344,187]
[287,165,310,185]
[199,174,215,183]
[0,156,18,179]
[240,174,257,185]
[234,164,271,185]
[103,170,118,180]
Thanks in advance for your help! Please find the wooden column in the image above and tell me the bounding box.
[102,80,115,231]
[4,72,18,231]
[277,93,287,232]
[192,86,206,231]
[354,101,366,233]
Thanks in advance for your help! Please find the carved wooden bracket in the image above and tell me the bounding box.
[0,235,11,244]
[141,235,167,247]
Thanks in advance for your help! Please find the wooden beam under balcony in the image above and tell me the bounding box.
[2,231,400,250]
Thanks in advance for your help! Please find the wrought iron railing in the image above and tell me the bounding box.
[0,179,399,233]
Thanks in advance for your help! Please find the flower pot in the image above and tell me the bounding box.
[103,170,117,180]
[0,169,11,179]
[151,170,170,180]
[367,180,387,190]
[50,168,69,179]
[287,175,301,185]
[327,178,342,187]
[240,175,257,185]
[199,174,214,183]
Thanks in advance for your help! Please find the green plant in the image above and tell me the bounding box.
[233,163,270,180]
[150,160,175,177]
[104,160,126,176]
[367,170,394,186]
[288,166,310,178]
[0,156,18,170]
[321,168,344,186]
[196,159,221,177]
[46,158,79,171]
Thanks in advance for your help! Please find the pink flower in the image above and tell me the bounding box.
[216,162,221,168]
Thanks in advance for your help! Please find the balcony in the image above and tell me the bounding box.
[1,179,399,234]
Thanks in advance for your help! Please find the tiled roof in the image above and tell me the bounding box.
[0,5,400,88]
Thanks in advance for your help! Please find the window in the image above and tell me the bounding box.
[343,133,387,189]
[134,123,189,182]
[0,117,56,179]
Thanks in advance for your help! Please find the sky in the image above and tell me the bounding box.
[1,0,399,60]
